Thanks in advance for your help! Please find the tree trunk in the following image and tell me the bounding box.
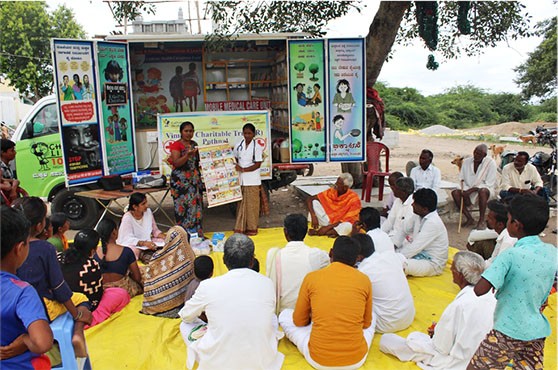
[366,2,410,86]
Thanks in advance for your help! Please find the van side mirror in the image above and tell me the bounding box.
[25,121,34,139]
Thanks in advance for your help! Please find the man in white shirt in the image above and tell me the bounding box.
[451,144,497,230]
[409,149,441,191]
[499,151,546,202]
[380,251,496,370]
[355,226,415,333]
[398,188,449,277]
[483,199,517,267]
[353,207,394,253]
[381,177,417,248]
[266,214,329,314]
[179,234,284,370]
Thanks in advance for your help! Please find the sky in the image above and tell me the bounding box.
[46,0,557,97]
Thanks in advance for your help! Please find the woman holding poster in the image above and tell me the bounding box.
[233,123,263,236]
[169,121,204,236]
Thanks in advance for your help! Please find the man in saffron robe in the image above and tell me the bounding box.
[306,173,362,237]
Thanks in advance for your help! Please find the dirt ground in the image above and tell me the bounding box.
[70,121,557,248]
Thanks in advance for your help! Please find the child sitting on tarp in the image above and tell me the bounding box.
[184,255,214,303]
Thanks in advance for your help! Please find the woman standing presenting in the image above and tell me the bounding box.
[233,123,263,236]
[169,121,203,236]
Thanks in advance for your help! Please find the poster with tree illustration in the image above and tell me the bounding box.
[288,40,327,163]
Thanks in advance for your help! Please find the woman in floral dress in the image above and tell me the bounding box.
[169,121,204,236]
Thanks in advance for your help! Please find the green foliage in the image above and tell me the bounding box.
[488,93,530,122]
[514,18,557,100]
[206,1,358,37]
[107,1,155,27]
[376,82,545,130]
[397,2,532,59]
[0,2,85,101]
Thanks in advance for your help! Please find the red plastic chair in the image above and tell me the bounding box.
[361,141,391,202]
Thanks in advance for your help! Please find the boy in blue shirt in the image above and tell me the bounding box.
[0,205,53,369]
[468,194,557,369]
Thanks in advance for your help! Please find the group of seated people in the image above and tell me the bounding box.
[176,192,554,370]
[1,143,555,370]
[1,193,204,369]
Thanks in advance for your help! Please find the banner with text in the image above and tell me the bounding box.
[327,38,366,162]
[97,41,137,175]
[157,111,271,180]
[288,39,327,163]
[52,39,104,185]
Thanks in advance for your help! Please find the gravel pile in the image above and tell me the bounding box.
[419,125,458,135]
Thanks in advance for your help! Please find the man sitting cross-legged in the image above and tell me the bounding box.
[451,144,497,229]
[380,251,496,370]
[279,236,374,370]
[353,227,415,333]
[398,188,449,277]
[306,173,361,237]
[179,233,284,370]
[266,214,330,314]
[381,177,417,248]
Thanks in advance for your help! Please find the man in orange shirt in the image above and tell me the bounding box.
[279,236,375,369]
[306,173,362,237]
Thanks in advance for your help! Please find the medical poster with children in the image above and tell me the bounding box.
[328,39,365,162]
[157,110,271,180]
[97,41,137,176]
[198,143,242,208]
[130,45,203,128]
[52,39,104,185]
[288,39,327,163]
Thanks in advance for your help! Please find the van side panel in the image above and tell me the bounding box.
[15,133,66,198]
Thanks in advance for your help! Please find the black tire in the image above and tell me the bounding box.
[50,187,100,229]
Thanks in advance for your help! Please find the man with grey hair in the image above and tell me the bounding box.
[382,177,417,248]
[379,251,496,369]
[451,143,497,230]
[306,173,361,237]
[179,234,284,370]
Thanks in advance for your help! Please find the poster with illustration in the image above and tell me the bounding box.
[288,40,327,163]
[157,111,271,180]
[328,39,365,162]
[97,41,137,175]
[129,44,203,128]
[198,143,242,208]
[52,39,104,185]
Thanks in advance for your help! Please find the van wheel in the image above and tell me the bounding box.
[51,187,100,229]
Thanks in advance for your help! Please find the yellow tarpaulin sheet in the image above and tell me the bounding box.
[85,227,557,369]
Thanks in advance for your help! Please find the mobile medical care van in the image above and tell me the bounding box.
[12,33,366,228]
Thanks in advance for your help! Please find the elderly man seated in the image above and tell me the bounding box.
[380,251,496,370]
[179,234,284,370]
[306,173,361,237]
[382,177,417,248]
[266,214,329,314]
[451,144,497,229]
[499,151,547,202]
[409,149,441,191]
[398,188,449,277]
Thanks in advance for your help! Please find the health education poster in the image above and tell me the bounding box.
[328,38,366,162]
[97,41,137,175]
[52,39,104,186]
[129,44,203,128]
[198,143,242,208]
[288,39,327,163]
[157,110,272,180]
